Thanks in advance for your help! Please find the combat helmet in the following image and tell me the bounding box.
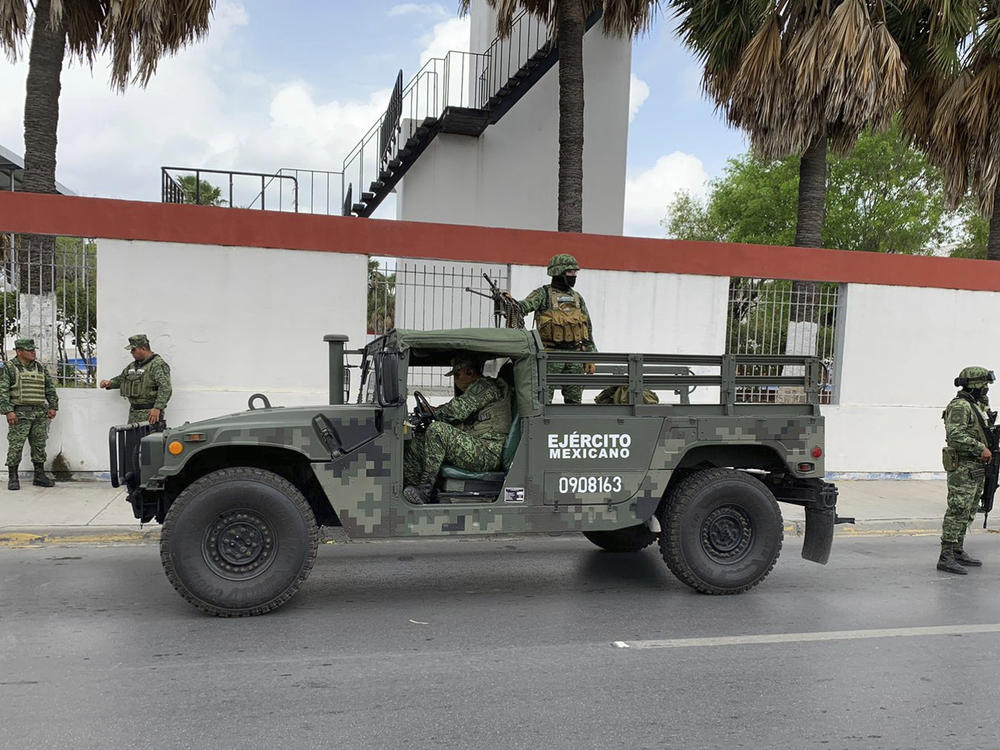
[955,366,996,389]
[547,253,580,277]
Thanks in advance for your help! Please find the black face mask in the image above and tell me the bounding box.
[552,274,576,291]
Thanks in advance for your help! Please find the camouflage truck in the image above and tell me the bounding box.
[109,328,846,617]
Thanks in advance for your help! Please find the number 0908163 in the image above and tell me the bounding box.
[558,475,623,494]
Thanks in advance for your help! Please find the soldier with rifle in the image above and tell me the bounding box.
[939,366,997,574]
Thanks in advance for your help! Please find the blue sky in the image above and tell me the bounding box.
[0,0,748,237]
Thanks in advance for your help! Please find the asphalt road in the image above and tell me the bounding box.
[3,534,1000,750]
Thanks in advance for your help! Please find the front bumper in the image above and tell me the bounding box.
[109,422,165,522]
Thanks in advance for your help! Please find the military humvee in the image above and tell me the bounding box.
[110,328,845,616]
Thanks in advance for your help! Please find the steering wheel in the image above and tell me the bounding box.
[413,390,434,419]
[410,390,436,433]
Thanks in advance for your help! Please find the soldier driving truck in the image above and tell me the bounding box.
[110,328,849,617]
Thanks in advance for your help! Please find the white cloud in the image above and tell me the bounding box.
[629,74,649,123]
[0,0,432,215]
[624,152,709,238]
[419,16,471,64]
[389,3,448,17]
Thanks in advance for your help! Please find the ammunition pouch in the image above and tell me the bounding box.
[942,446,959,472]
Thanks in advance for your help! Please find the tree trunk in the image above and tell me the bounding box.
[556,0,585,233]
[22,0,65,196]
[988,178,1000,261]
[17,0,66,355]
[790,135,827,321]
[779,135,827,403]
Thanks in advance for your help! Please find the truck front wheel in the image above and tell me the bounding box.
[160,467,319,616]
[660,468,782,594]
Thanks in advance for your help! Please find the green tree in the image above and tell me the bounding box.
[665,122,953,255]
[178,175,226,206]
[899,2,1000,259]
[459,1,656,233]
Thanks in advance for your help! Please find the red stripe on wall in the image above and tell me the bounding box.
[3,191,1000,291]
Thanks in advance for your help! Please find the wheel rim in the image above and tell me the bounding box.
[700,504,753,563]
[203,509,277,581]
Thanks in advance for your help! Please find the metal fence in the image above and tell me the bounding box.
[726,278,840,404]
[0,234,97,387]
[368,258,510,392]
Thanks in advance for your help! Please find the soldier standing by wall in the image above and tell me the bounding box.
[0,338,58,490]
[938,366,996,574]
[509,253,596,404]
[100,334,172,425]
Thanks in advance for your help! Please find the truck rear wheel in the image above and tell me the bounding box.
[659,468,782,594]
[583,524,656,553]
[160,467,319,616]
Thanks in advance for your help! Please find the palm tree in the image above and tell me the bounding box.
[671,0,907,361]
[459,0,658,233]
[900,2,1000,259]
[1,0,213,355]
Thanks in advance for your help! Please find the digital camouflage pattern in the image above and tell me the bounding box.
[404,376,508,485]
[546,361,586,404]
[6,405,51,466]
[941,392,990,545]
[546,253,579,276]
[107,353,172,423]
[516,286,596,353]
[121,328,833,542]
[0,359,58,467]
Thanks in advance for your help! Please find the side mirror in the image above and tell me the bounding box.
[377,352,401,405]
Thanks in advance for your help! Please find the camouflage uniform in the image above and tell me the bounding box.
[0,341,58,486]
[404,376,509,488]
[106,335,172,424]
[517,253,596,405]
[939,366,995,573]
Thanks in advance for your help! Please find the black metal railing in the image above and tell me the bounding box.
[160,167,299,212]
[379,71,404,171]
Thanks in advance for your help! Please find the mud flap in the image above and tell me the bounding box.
[802,507,835,564]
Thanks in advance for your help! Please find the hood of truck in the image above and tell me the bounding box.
[153,404,385,476]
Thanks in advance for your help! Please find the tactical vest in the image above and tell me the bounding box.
[536,287,590,348]
[468,379,512,439]
[120,356,158,401]
[9,363,47,406]
[943,396,988,449]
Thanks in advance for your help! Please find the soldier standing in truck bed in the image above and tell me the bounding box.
[510,253,596,404]
[0,338,58,490]
[100,334,172,425]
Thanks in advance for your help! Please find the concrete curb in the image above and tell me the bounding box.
[5,519,993,547]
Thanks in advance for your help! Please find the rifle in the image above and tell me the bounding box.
[983,409,1000,527]
[465,273,525,329]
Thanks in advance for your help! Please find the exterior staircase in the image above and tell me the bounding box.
[342,9,601,218]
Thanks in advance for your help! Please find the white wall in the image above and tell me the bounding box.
[30,239,368,473]
[826,283,1000,474]
[397,8,630,235]
[30,238,1000,476]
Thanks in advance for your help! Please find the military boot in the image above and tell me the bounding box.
[32,463,54,488]
[937,544,968,575]
[403,483,436,505]
[7,466,19,491]
[954,548,983,567]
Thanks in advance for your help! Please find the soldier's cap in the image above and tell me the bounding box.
[955,366,995,388]
[13,338,35,351]
[547,253,580,277]
[444,354,483,376]
[126,334,150,350]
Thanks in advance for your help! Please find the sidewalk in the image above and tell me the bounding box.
[0,478,986,546]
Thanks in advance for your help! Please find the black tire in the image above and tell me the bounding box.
[160,467,319,617]
[583,524,657,553]
[659,468,782,594]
